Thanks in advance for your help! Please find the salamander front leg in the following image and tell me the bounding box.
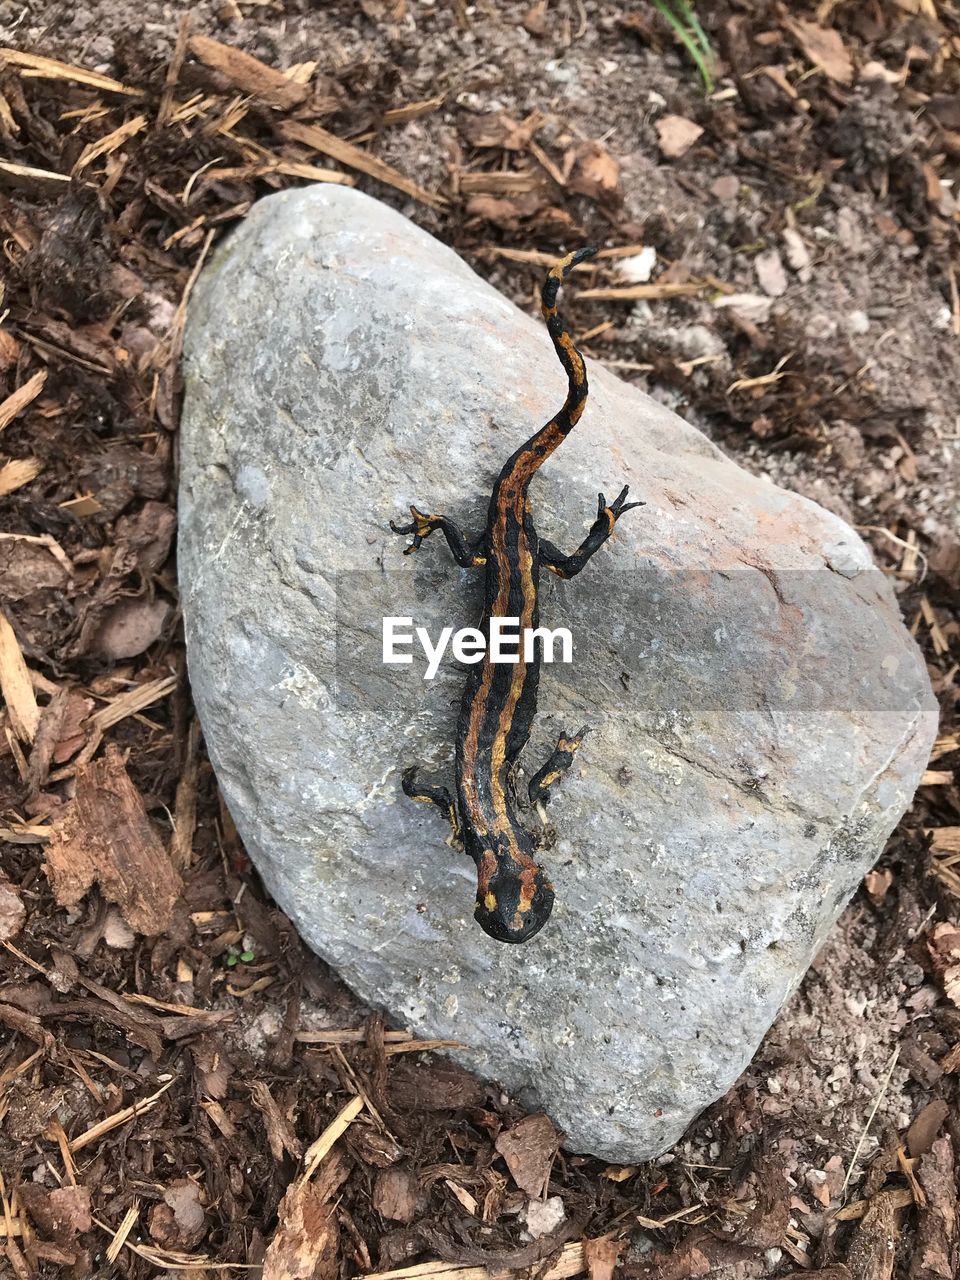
[539,485,643,579]
[390,506,486,568]
[401,766,462,848]
[528,727,589,816]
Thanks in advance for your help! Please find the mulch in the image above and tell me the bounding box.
[0,3,959,1278]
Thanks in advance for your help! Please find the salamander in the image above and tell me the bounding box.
[391,248,640,943]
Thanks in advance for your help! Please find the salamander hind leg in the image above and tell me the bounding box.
[390,507,486,567]
[401,767,462,848]
[528,726,590,809]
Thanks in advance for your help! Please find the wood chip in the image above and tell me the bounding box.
[0,609,40,741]
[0,331,19,372]
[569,141,620,200]
[361,1241,586,1280]
[582,1235,623,1280]
[383,96,443,125]
[157,13,191,126]
[928,827,960,854]
[285,60,317,86]
[844,1188,900,1280]
[0,48,143,96]
[58,494,103,516]
[208,160,354,186]
[634,1203,707,1230]
[783,17,854,86]
[0,820,52,844]
[494,1113,560,1197]
[0,457,42,497]
[170,717,201,870]
[25,687,69,795]
[444,1179,478,1216]
[475,246,629,271]
[18,1181,90,1238]
[374,1167,419,1223]
[383,1038,461,1056]
[911,1137,957,1280]
[0,161,70,192]
[0,998,55,1052]
[91,1212,217,1268]
[105,1204,139,1263]
[528,138,567,187]
[929,733,959,762]
[459,170,543,195]
[44,742,183,935]
[147,227,215,376]
[90,673,178,734]
[906,1099,950,1158]
[264,1183,338,1279]
[864,867,894,906]
[251,1080,304,1161]
[5,724,29,780]
[833,1187,913,1221]
[0,369,47,433]
[73,114,147,175]
[296,1028,412,1045]
[120,994,207,1019]
[461,110,544,151]
[576,282,705,301]
[895,1145,927,1208]
[280,119,445,208]
[264,1149,350,1280]
[188,34,309,110]
[0,880,25,943]
[755,64,800,102]
[201,1099,238,1139]
[465,192,550,229]
[300,1094,365,1185]
[919,594,950,655]
[0,85,17,136]
[69,1076,176,1152]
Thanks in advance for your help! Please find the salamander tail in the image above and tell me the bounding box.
[541,245,597,313]
[539,246,598,435]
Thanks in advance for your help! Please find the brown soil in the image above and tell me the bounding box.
[1,2,959,1278]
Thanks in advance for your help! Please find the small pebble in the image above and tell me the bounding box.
[523,1196,565,1239]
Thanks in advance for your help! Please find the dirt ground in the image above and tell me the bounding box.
[0,1,959,1277]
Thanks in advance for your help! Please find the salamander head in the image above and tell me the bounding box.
[473,848,555,944]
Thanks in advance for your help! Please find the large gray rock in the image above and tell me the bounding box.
[179,186,936,1161]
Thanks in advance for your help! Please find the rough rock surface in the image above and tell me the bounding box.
[179,186,937,1161]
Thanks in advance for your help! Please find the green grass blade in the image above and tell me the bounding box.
[651,0,715,93]
[675,0,714,64]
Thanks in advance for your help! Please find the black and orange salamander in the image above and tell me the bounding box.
[391,247,640,943]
